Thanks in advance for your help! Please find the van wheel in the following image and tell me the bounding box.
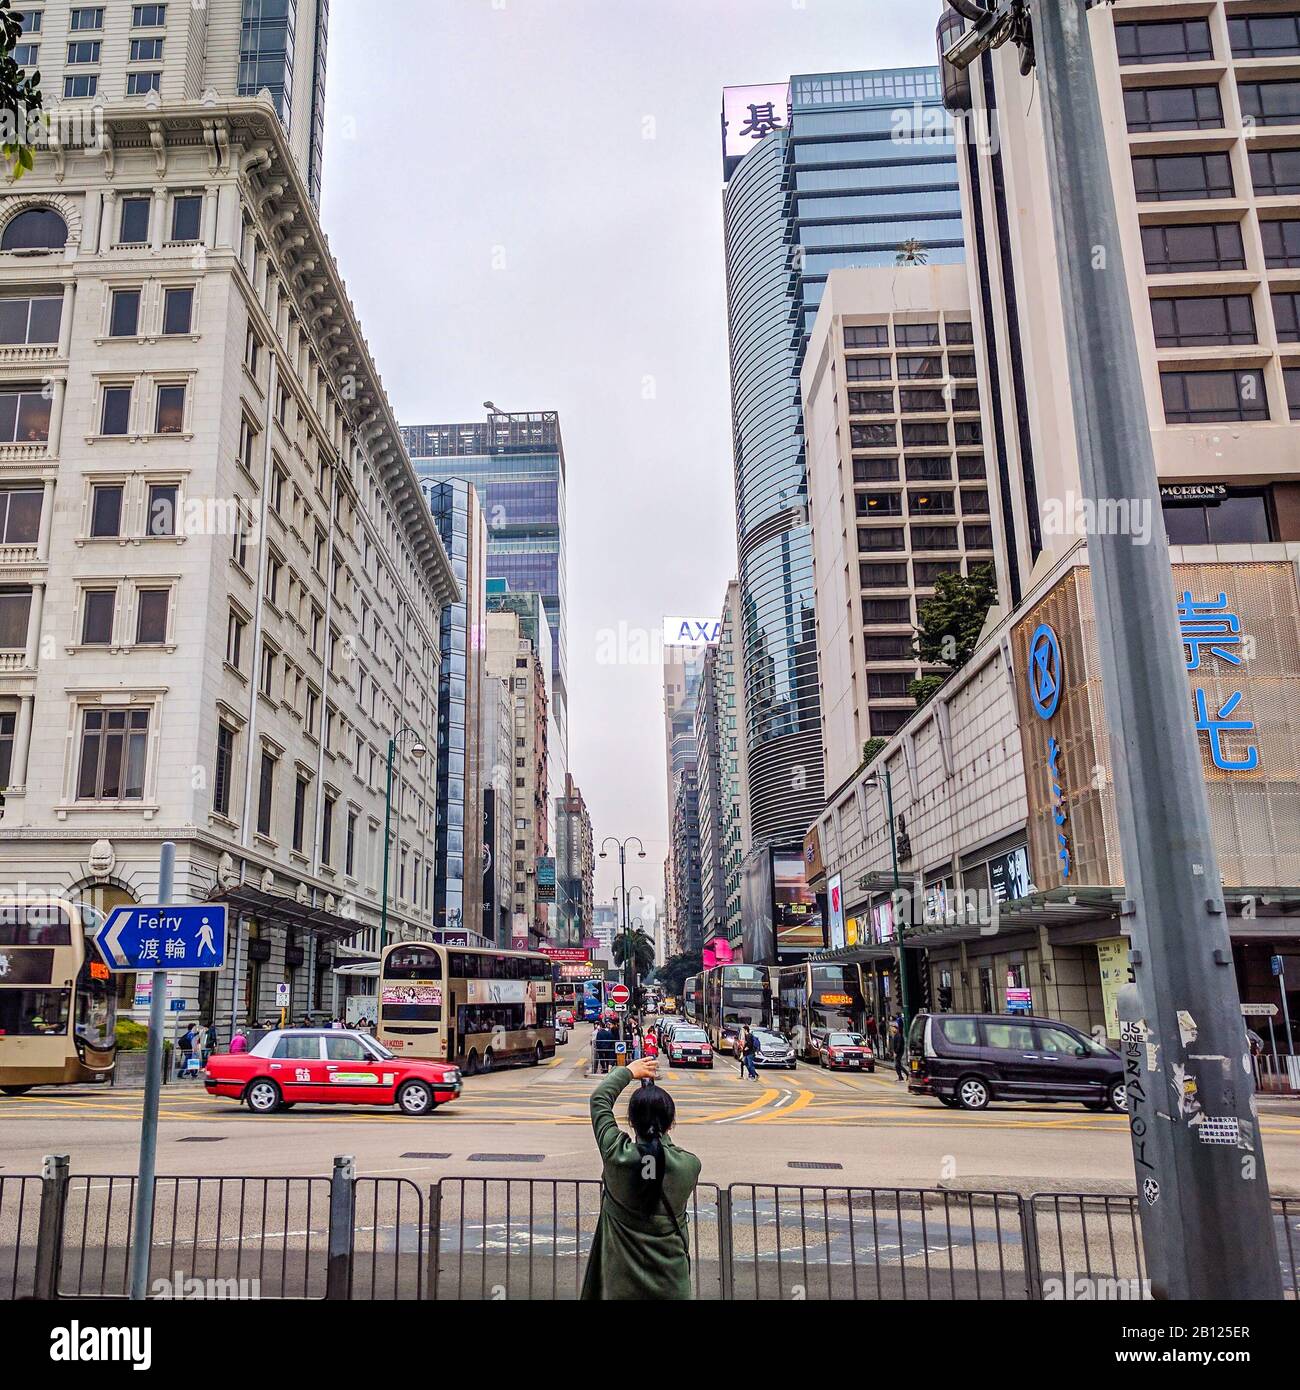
[937,1095,960,1108]
[464,1050,480,1077]
[1107,1080,1127,1113]
[245,1079,282,1115]
[956,1075,991,1111]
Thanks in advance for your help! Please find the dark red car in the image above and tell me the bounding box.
[817,1031,875,1072]
[204,1028,461,1116]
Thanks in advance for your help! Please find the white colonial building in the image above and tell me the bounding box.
[0,94,458,1032]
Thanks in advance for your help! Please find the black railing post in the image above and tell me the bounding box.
[33,1154,70,1301]
[427,1182,442,1301]
[325,1155,355,1300]
[1020,1193,1043,1301]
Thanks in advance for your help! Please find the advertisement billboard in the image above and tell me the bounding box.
[535,857,557,903]
[741,848,775,964]
[773,852,825,955]
[722,82,790,178]
[827,873,846,950]
[662,616,722,648]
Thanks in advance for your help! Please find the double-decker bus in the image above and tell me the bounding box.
[683,975,701,1025]
[0,898,117,1094]
[376,941,556,1075]
[771,962,868,1059]
[702,964,771,1054]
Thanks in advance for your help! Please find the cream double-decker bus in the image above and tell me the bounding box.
[0,897,117,1094]
[376,941,556,1075]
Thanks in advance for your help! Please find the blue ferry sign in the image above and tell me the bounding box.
[97,905,227,973]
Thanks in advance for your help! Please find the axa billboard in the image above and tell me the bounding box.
[1012,560,1300,893]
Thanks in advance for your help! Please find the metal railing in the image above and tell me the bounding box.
[5,1156,1298,1300]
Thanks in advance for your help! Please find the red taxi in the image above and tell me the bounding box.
[665,1025,714,1069]
[204,1029,461,1116]
[817,1031,875,1073]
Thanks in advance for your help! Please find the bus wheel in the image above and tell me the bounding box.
[481,1050,494,1073]
[245,1079,282,1115]
[0,1085,32,1097]
[533,1043,544,1065]
[464,1051,480,1076]
[397,1081,434,1117]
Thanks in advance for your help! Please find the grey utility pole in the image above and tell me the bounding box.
[944,0,1281,1298]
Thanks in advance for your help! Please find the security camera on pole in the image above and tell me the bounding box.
[941,0,1280,1298]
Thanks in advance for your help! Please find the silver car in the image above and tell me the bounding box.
[751,1029,797,1069]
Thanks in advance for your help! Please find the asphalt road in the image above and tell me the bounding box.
[3,1024,1299,1193]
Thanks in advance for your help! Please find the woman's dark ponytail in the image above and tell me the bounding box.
[628,1083,675,1208]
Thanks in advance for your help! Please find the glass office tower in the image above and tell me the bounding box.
[721,67,961,849]
[402,413,568,802]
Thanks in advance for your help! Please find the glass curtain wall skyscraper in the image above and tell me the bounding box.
[402,413,568,800]
[721,67,961,850]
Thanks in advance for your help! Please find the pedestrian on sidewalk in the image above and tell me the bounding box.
[580,1056,701,1301]
[891,1022,907,1080]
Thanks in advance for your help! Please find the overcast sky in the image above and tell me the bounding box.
[321,0,940,919]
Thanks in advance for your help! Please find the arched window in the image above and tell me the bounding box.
[1,208,69,252]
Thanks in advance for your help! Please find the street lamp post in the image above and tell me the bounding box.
[942,0,1281,1299]
[864,769,908,1033]
[600,836,647,1050]
[380,726,427,956]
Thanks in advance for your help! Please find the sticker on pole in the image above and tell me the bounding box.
[608,984,631,1007]
[97,904,227,972]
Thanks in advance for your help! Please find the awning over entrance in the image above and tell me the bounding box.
[213,884,363,944]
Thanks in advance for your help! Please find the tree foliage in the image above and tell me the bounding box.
[860,736,887,767]
[0,0,43,180]
[895,238,928,266]
[912,564,997,673]
[652,951,703,997]
[612,927,655,978]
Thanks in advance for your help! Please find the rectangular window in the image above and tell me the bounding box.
[135,588,169,645]
[66,39,101,63]
[213,723,235,817]
[1124,83,1222,132]
[1229,13,1300,58]
[844,324,888,347]
[130,37,164,61]
[867,672,910,697]
[1132,152,1234,201]
[865,634,912,660]
[1161,369,1269,423]
[77,708,149,800]
[0,588,32,649]
[260,643,275,697]
[1249,147,1300,196]
[346,810,357,876]
[1116,19,1213,64]
[257,752,275,837]
[0,294,61,345]
[226,610,245,669]
[902,422,949,446]
[293,776,308,853]
[860,561,908,588]
[1238,79,1300,127]
[170,195,202,243]
[964,523,994,549]
[896,354,944,380]
[895,322,940,346]
[70,8,104,30]
[1150,294,1256,347]
[858,491,901,517]
[146,483,177,537]
[905,456,951,481]
[850,422,897,448]
[957,454,987,480]
[19,11,42,33]
[1262,217,1300,267]
[909,489,955,515]
[847,388,893,414]
[954,421,983,445]
[119,197,150,245]
[944,320,973,344]
[857,526,905,552]
[853,456,899,482]
[100,385,132,436]
[911,524,959,551]
[89,483,122,538]
[862,598,910,622]
[0,710,14,789]
[961,489,991,515]
[913,560,961,585]
[899,388,946,412]
[127,72,161,96]
[1142,221,1245,273]
[1273,291,1300,341]
[13,43,37,66]
[0,487,40,544]
[63,75,97,99]
[110,289,140,338]
[947,354,977,378]
[845,356,891,381]
[155,383,186,434]
[322,793,336,865]
[161,286,193,335]
[133,5,168,25]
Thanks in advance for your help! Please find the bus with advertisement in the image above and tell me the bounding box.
[702,964,771,1054]
[770,961,868,1060]
[0,897,117,1094]
[376,941,556,1075]
[683,975,701,1025]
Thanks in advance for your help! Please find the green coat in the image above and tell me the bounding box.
[580,1066,702,1301]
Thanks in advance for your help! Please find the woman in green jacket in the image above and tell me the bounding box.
[580,1056,702,1300]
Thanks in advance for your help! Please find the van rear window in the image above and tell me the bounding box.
[938,1017,979,1046]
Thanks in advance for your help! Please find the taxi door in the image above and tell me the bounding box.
[324,1033,398,1104]
[269,1033,327,1100]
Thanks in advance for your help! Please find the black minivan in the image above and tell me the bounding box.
[907,1012,1126,1112]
